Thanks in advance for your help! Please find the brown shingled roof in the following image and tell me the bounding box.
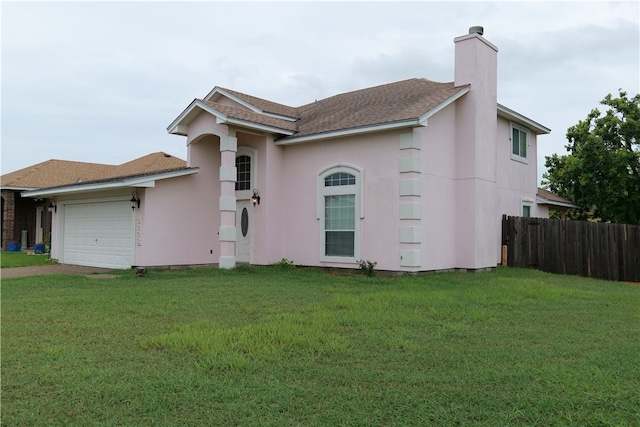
[199,100,298,132]
[1,152,186,190]
[291,78,467,138]
[537,187,580,207]
[203,79,468,141]
[217,87,299,119]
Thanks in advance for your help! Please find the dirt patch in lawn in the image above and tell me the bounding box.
[1,264,116,279]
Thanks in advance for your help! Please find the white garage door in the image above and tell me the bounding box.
[63,201,134,269]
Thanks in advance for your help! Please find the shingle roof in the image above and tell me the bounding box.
[537,188,580,208]
[198,78,468,140]
[199,100,298,132]
[217,87,299,119]
[1,152,186,190]
[291,79,467,138]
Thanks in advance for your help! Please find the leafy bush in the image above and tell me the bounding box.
[357,259,377,277]
[274,258,296,269]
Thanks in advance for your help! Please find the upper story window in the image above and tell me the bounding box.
[235,155,251,191]
[511,124,529,163]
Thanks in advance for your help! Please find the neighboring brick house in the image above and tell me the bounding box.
[1,153,185,250]
[24,27,566,272]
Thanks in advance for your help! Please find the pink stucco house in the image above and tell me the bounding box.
[25,27,558,271]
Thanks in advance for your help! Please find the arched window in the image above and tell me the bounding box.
[318,164,363,263]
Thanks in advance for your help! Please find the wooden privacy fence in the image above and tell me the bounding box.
[502,215,640,282]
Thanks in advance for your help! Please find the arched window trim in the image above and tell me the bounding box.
[316,163,364,220]
[235,146,257,201]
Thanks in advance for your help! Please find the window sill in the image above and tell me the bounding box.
[510,154,528,164]
[320,256,357,264]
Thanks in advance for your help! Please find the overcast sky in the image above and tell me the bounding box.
[2,1,639,185]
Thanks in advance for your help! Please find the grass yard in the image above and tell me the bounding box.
[1,250,54,268]
[2,265,639,426]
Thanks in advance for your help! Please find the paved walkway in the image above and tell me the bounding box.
[1,264,114,279]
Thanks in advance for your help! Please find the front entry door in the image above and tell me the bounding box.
[236,200,252,263]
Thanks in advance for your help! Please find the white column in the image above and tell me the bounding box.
[218,130,237,269]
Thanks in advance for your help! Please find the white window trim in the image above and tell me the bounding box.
[317,163,364,264]
[510,123,529,164]
[521,198,533,217]
[235,146,257,200]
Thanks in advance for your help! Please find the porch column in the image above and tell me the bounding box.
[218,130,237,269]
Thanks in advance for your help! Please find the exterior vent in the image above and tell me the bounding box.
[469,26,484,36]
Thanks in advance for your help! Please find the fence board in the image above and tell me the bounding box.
[502,216,640,282]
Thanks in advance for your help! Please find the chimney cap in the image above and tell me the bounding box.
[469,26,484,36]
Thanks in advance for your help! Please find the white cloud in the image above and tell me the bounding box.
[2,1,638,184]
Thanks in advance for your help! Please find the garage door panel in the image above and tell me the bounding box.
[63,201,134,269]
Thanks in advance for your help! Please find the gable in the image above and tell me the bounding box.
[169,78,470,143]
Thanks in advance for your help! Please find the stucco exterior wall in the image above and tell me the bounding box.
[280,130,403,270]
[417,104,458,270]
[494,116,545,262]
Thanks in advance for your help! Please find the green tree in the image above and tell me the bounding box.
[543,89,640,224]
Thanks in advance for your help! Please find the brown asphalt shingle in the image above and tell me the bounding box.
[1,152,186,190]
[537,187,576,205]
[199,100,298,132]
[292,79,467,138]
[214,78,468,140]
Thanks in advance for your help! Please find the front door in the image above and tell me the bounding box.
[236,200,252,263]
[35,206,44,243]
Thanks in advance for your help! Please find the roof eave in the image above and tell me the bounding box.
[1,186,38,191]
[205,87,298,122]
[22,168,199,198]
[497,104,551,135]
[168,100,294,137]
[536,195,580,209]
[418,86,470,125]
[167,100,228,135]
[223,117,295,136]
[275,119,422,146]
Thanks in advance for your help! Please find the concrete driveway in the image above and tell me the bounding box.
[1,264,116,279]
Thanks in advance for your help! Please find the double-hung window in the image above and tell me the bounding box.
[318,165,363,263]
[511,124,528,162]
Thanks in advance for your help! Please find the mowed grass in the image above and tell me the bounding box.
[1,251,54,268]
[2,265,639,426]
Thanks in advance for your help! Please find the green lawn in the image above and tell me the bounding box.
[1,250,54,268]
[2,265,638,426]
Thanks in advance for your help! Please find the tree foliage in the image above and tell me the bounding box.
[543,90,640,224]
